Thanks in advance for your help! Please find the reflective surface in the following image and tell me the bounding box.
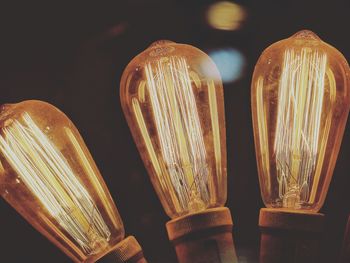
[251,30,350,212]
[120,41,227,218]
[0,100,124,263]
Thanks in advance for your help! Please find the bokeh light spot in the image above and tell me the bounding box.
[208,48,245,83]
[207,1,247,31]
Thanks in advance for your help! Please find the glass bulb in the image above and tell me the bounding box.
[0,100,124,263]
[120,40,227,218]
[251,30,350,212]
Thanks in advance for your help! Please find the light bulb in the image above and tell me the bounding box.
[121,41,237,263]
[251,30,350,212]
[120,40,227,218]
[252,30,350,263]
[0,100,146,263]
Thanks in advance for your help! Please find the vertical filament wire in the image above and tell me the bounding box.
[0,113,111,254]
[274,48,327,208]
[144,56,209,213]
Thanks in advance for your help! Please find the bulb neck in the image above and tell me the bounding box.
[259,208,324,263]
[166,207,238,263]
[96,236,147,263]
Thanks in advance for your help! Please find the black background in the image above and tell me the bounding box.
[0,1,349,262]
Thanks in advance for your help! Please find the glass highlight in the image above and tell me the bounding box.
[0,100,124,263]
[120,40,227,218]
[251,30,350,212]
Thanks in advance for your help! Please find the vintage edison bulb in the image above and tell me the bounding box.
[0,100,124,263]
[251,30,350,212]
[120,41,227,218]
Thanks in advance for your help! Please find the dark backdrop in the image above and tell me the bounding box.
[0,1,349,262]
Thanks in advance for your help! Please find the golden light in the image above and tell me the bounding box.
[0,100,146,263]
[252,30,350,212]
[120,40,238,263]
[120,40,227,218]
[251,30,350,263]
[207,1,246,31]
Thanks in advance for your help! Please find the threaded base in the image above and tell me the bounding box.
[259,208,324,263]
[166,207,238,263]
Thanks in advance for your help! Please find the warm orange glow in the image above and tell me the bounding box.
[251,30,350,212]
[120,41,227,218]
[0,100,124,263]
[207,1,246,31]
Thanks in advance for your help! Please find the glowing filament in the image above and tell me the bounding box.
[143,56,209,213]
[274,48,327,208]
[0,113,111,254]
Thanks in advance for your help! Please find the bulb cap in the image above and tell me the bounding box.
[96,236,147,263]
[259,208,325,263]
[340,215,350,263]
[166,207,238,263]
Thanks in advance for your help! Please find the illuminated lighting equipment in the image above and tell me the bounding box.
[207,48,245,83]
[0,100,147,263]
[207,1,246,31]
[251,30,350,263]
[121,40,238,263]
